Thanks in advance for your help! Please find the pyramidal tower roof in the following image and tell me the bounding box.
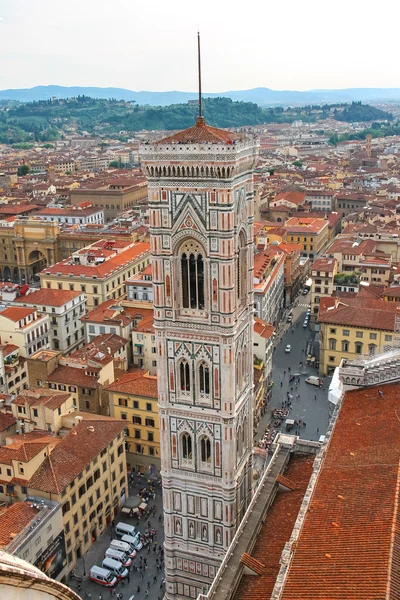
[156,116,244,145]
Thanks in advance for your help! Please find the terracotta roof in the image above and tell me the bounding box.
[47,365,100,389]
[156,116,243,145]
[0,503,39,548]
[0,412,16,432]
[0,306,36,322]
[0,439,53,466]
[28,414,125,494]
[107,369,158,398]
[311,257,336,273]
[14,288,82,307]
[318,296,398,330]
[241,553,265,576]
[254,317,275,340]
[273,191,306,205]
[233,456,314,600]
[42,241,150,279]
[12,389,71,410]
[281,383,400,600]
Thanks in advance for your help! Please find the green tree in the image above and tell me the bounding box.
[109,160,120,168]
[17,164,30,176]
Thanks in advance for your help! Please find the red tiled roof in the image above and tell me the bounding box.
[0,412,16,432]
[28,414,125,494]
[0,502,39,547]
[281,383,400,599]
[107,369,158,398]
[311,257,337,272]
[234,456,314,600]
[47,366,100,389]
[14,288,82,307]
[0,306,36,322]
[318,296,398,330]
[156,117,243,145]
[42,242,150,279]
[254,317,275,340]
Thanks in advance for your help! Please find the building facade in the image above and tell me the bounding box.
[140,117,258,599]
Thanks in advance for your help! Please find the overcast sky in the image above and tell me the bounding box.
[0,0,398,92]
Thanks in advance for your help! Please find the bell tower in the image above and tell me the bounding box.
[140,38,259,600]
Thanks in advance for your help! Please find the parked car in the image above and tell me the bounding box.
[303,321,308,328]
[89,566,118,588]
[285,344,292,353]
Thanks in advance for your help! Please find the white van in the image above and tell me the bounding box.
[115,522,137,539]
[122,533,143,551]
[89,565,117,587]
[102,557,128,579]
[110,539,137,558]
[104,547,133,568]
[305,376,323,387]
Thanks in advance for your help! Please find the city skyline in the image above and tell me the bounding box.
[0,0,398,92]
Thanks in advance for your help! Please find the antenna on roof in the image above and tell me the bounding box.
[197,31,202,120]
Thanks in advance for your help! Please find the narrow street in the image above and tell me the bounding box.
[256,291,331,444]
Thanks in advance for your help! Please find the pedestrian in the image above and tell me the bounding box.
[158,514,162,523]
[314,394,317,401]
[153,575,157,584]
[127,572,130,583]
[141,571,144,580]
[109,588,113,597]
[147,545,151,555]
[144,557,147,566]
[140,555,143,563]
[78,582,81,592]
[99,595,103,600]
[148,520,151,528]
[137,585,141,594]
[284,370,286,376]
[145,591,149,598]
[147,580,151,589]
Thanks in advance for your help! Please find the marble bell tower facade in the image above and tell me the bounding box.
[140,116,259,600]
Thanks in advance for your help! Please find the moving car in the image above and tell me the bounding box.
[305,376,323,386]
[285,344,292,353]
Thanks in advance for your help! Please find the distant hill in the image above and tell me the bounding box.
[334,101,393,123]
[1,85,400,106]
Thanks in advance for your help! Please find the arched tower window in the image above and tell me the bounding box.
[237,231,247,305]
[200,436,211,464]
[179,360,190,392]
[180,241,205,310]
[181,433,193,461]
[199,361,210,395]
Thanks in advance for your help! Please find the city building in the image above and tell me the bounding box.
[0,409,17,445]
[0,414,127,573]
[108,369,159,470]
[0,306,50,358]
[70,179,148,221]
[140,115,259,599]
[126,264,154,303]
[305,189,337,211]
[13,288,86,354]
[285,216,329,259]
[131,312,156,373]
[34,205,104,226]
[10,388,76,434]
[310,257,338,315]
[1,344,28,395]
[0,499,67,582]
[40,240,150,309]
[318,294,400,375]
[0,219,59,284]
[276,242,302,305]
[253,318,275,424]
[253,248,285,326]
[0,551,79,600]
